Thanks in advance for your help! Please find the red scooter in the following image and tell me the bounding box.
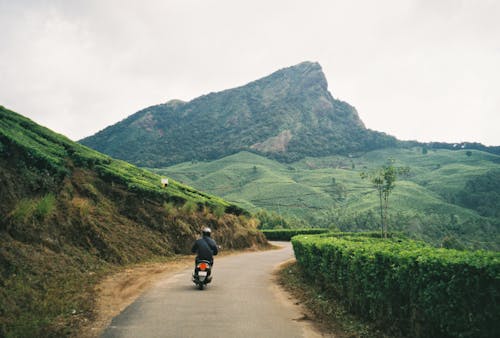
[192,260,212,290]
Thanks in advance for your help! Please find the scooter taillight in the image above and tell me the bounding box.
[198,262,208,271]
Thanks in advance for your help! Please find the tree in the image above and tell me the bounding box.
[361,159,409,238]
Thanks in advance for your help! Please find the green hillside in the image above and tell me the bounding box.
[80,61,399,166]
[154,149,500,250]
[0,106,265,336]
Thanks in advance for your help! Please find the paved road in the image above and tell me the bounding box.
[102,242,317,338]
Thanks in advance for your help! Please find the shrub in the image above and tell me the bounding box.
[213,204,225,219]
[292,233,500,337]
[260,228,329,241]
[182,200,198,214]
[163,202,178,216]
[10,199,36,223]
[35,193,56,220]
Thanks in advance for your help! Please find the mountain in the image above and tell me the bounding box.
[81,62,399,167]
[0,106,265,336]
[78,61,500,251]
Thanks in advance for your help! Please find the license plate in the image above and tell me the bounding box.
[198,271,207,276]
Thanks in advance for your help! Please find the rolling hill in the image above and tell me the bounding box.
[0,106,265,336]
[80,61,399,166]
[154,149,500,250]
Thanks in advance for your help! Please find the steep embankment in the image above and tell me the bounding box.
[0,106,266,337]
[81,61,398,166]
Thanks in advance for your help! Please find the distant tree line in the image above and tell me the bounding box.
[422,141,500,156]
[255,210,308,229]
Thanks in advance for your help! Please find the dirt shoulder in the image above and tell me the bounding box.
[271,259,327,338]
[78,256,193,338]
[276,260,392,338]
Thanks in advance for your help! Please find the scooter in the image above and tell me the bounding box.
[192,260,212,290]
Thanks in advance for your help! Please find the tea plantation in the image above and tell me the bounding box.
[292,232,500,337]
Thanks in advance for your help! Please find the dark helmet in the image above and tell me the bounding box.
[202,227,212,236]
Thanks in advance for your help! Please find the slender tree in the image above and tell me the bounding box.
[361,159,409,238]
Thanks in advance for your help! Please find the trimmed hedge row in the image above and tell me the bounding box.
[292,233,500,338]
[260,228,329,241]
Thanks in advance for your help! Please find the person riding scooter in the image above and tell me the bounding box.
[191,227,218,282]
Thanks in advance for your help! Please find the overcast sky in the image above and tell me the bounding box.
[1,0,499,145]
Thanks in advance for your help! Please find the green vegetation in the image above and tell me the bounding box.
[9,193,56,224]
[292,233,500,337]
[0,106,240,216]
[260,228,329,241]
[157,149,500,250]
[361,159,410,238]
[455,169,500,218]
[278,261,391,337]
[0,106,266,336]
[255,209,308,229]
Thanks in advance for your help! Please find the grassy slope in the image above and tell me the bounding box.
[154,149,500,250]
[0,108,236,210]
[154,152,335,216]
[0,106,266,336]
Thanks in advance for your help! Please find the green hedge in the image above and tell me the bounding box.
[292,233,500,337]
[260,228,329,241]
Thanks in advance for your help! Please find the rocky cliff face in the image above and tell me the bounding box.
[81,61,397,167]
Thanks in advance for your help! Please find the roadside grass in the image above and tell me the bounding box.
[0,241,107,338]
[277,261,399,338]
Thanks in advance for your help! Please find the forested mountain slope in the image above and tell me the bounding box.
[81,62,399,166]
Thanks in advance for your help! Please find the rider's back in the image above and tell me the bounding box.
[192,236,218,262]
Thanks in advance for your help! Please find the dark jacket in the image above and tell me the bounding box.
[191,236,218,263]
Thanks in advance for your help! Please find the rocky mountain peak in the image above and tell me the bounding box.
[245,61,329,98]
[280,61,328,90]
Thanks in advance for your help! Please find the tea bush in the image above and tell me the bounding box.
[292,233,500,337]
[260,228,329,241]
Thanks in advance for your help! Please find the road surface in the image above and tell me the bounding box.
[101,242,321,338]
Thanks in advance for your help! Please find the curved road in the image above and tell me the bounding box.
[102,242,320,338]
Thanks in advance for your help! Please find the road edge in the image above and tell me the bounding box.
[271,258,330,338]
